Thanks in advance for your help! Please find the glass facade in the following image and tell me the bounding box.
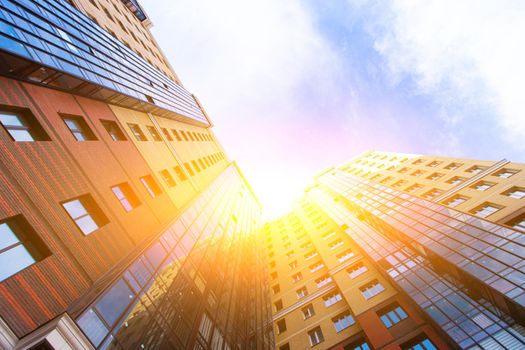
[73,165,273,349]
[306,168,525,349]
[0,0,207,125]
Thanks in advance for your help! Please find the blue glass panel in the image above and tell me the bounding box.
[0,222,19,249]
[95,279,135,326]
[129,256,151,287]
[77,309,109,347]
[0,244,35,281]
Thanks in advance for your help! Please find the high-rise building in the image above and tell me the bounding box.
[265,151,525,350]
[2,0,525,349]
[0,0,272,349]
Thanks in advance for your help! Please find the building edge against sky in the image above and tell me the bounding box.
[265,151,525,350]
[0,0,273,349]
[1,1,525,350]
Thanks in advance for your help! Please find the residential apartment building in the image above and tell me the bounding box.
[0,0,272,349]
[266,151,525,350]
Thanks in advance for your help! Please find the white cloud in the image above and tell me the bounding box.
[359,0,525,146]
[142,0,344,218]
[145,0,342,116]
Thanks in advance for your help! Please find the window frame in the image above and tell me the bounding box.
[308,326,324,346]
[100,119,127,141]
[0,106,51,142]
[0,215,51,281]
[332,311,355,332]
[110,182,141,212]
[61,113,98,141]
[61,194,109,235]
[378,303,409,328]
[139,175,163,198]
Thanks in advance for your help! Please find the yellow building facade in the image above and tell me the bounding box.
[266,151,525,350]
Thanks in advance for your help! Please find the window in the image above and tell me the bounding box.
[269,260,276,268]
[344,339,370,350]
[180,130,189,141]
[470,202,502,218]
[117,19,127,33]
[140,175,162,197]
[276,319,286,334]
[471,181,494,191]
[111,183,140,212]
[309,261,325,273]
[0,215,51,281]
[296,286,308,299]
[392,180,407,188]
[315,274,333,288]
[0,106,50,141]
[102,6,114,21]
[401,334,437,350]
[184,163,195,176]
[161,128,173,141]
[101,120,126,141]
[146,126,162,141]
[442,195,468,208]
[427,161,441,167]
[279,344,290,350]
[405,184,423,193]
[411,170,425,177]
[380,176,393,184]
[502,187,525,199]
[493,168,519,178]
[446,176,466,185]
[427,172,443,180]
[322,231,336,240]
[274,300,283,312]
[308,327,324,346]
[272,284,280,294]
[62,194,109,235]
[422,188,443,199]
[305,251,318,260]
[286,250,295,258]
[398,167,408,173]
[160,170,176,187]
[332,311,355,332]
[445,162,463,170]
[173,166,188,181]
[192,160,201,173]
[171,129,182,141]
[292,272,302,283]
[507,214,525,231]
[328,239,344,250]
[300,304,315,319]
[271,271,278,280]
[378,303,408,328]
[360,280,385,299]
[61,114,97,141]
[127,123,147,141]
[323,291,342,307]
[347,262,368,279]
[466,165,486,174]
[289,260,298,269]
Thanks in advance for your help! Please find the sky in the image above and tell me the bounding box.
[141,0,525,219]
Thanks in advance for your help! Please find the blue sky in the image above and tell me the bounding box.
[142,0,525,218]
